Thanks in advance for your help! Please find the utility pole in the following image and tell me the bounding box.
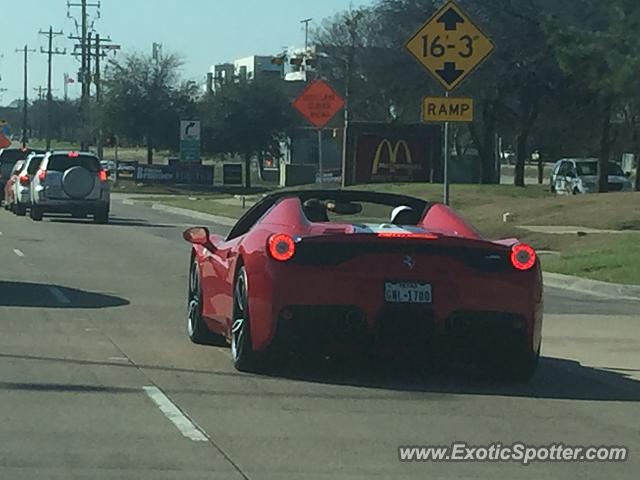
[15,46,36,148]
[39,27,66,150]
[301,18,312,52]
[95,34,102,158]
[87,32,93,97]
[71,33,120,159]
[67,0,101,150]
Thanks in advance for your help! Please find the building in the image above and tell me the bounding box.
[235,55,283,82]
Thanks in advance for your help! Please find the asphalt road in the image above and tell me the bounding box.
[0,196,638,479]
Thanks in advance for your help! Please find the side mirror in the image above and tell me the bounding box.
[625,172,631,178]
[183,227,211,246]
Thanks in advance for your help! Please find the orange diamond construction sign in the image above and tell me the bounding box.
[292,80,345,129]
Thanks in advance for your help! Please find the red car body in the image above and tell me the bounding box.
[184,190,543,378]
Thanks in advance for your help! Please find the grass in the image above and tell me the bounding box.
[541,235,640,285]
[129,181,640,285]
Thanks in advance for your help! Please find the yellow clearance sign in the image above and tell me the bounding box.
[422,97,473,123]
[405,1,495,91]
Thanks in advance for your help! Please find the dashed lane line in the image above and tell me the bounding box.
[142,386,208,442]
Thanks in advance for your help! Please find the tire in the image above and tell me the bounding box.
[30,205,43,222]
[231,266,262,372]
[187,259,226,346]
[93,208,109,224]
[491,345,540,382]
[15,203,27,217]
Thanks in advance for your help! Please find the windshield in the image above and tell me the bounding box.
[26,156,45,174]
[575,161,598,176]
[47,154,100,172]
[608,162,625,176]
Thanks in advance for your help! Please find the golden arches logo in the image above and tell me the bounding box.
[372,139,414,175]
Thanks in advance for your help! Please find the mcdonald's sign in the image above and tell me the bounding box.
[371,139,420,176]
[348,125,439,186]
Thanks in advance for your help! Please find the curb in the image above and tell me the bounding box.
[150,203,237,227]
[543,272,640,302]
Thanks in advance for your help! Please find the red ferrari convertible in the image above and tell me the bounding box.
[183,190,542,379]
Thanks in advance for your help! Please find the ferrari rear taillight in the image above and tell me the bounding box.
[511,243,536,271]
[37,169,46,182]
[19,174,29,185]
[268,234,296,262]
[98,169,107,182]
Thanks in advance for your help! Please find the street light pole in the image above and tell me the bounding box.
[301,18,312,52]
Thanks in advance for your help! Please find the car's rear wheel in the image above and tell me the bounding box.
[93,208,109,224]
[231,266,262,372]
[15,203,27,216]
[30,206,43,221]
[488,344,540,382]
[187,260,225,346]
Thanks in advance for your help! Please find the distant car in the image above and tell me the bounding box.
[182,189,543,380]
[550,158,632,194]
[30,151,110,223]
[0,147,45,194]
[100,160,116,173]
[117,163,136,178]
[10,153,45,216]
[3,160,26,213]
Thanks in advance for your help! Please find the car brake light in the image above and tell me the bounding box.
[268,234,296,262]
[68,151,80,158]
[99,169,107,182]
[37,169,46,181]
[377,232,438,240]
[511,243,537,271]
[19,174,29,185]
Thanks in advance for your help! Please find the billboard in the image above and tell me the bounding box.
[135,164,214,185]
[345,123,441,186]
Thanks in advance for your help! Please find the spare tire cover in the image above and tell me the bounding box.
[62,166,94,199]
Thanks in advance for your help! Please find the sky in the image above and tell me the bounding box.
[0,0,374,106]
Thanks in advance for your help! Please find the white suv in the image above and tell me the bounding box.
[550,158,632,194]
[30,151,110,223]
[12,153,45,216]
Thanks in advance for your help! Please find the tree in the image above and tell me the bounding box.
[199,79,295,188]
[102,52,193,164]
[547,0,640,192]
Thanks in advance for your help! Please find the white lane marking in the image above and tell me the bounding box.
[49,287,71,305]
[13,249,24,257]
[0,231,3,235]
[143,386,208,442]
[85,328,98,332]
[122,199,135,205]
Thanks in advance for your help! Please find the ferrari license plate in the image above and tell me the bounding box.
[385,282,432,304]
